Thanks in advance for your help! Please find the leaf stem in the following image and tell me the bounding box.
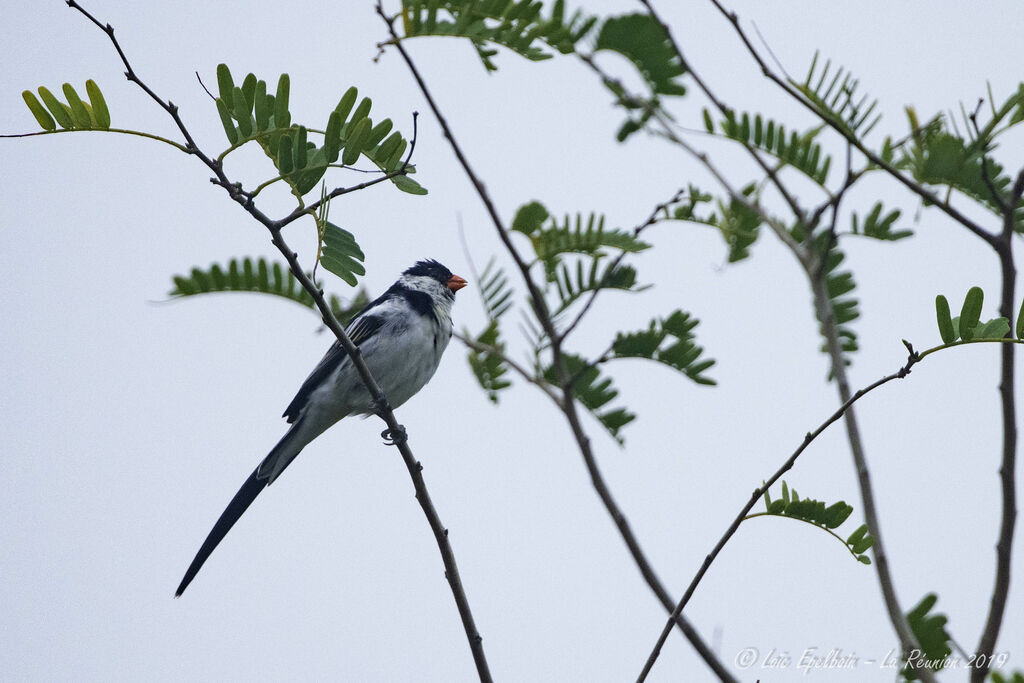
[0,126,189,152]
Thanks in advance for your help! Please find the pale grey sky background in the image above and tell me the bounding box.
[2,1,1022,681]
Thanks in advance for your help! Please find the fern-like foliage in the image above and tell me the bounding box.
[673,183,762,263]
[511,200,651,323]
[395,4,688,141]
[169,257,368,324]
[214,66,423,197]
[754,481,873,564]
[793,51,881,137]
[466,259,514,402]
[612,310,715,385]
[850,201,911,240]
[544,352,634,443]
[592,13,687,141]
[512,203,650,276]
[508,197,717,439]
[801,232,859,368]
[900,85,1024,226]
[319,222,367,287]
[703,110,832,187]
[21,80,111,131]
[398,0,597,71]
[468,320,512,403]
[991,671,1024,683]
[594,14,684,98]
[901,594,952,681]
[551,258,645,318]
[905,128,1019,217]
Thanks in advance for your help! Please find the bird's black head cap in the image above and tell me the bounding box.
[404,259,452,284]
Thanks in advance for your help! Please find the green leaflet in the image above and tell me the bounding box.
[934,286,1011,343]
[756,482,871,564]
[551,258,645,316]
[811,234,860,370]
[512,201,650,279]
[22,81,112,132]
[511,201,550,235]
[959,286,984,341]
[611,310,716,386]
[85,80,110,129]
[213,65,425,196]
[533,214,650,262]
[168,256,367,324]
[902,594,952,681]
[850,201,911,240]
[62,83,93,129]
[935,295,955,344]
[21,91,55,131]
[708,110,832,187]
[794,51,880,137]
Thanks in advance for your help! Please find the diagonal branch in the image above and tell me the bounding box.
[972,168,1023,682]
[639,342,924,680]
[808,259,934,682]
[375,4,736,681]
[635,0,809,228]
[65,3,491,680]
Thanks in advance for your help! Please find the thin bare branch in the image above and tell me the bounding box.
[972,168,1023,682]
[641,331,1024,679]
[808,263,933,682]
[375,5,736,680]
[0,126,190,151]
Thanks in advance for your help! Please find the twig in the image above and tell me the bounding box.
[375,5,736,681]
[809,263,932,681]
[636,0,809,228]
[64,3,491,679]
[638,344,922,681]
[0,126,190,151]
[705,0,999,251]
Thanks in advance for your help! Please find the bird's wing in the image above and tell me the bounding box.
[281,313,385,423]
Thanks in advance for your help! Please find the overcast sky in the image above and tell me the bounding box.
[2,1,1022,681]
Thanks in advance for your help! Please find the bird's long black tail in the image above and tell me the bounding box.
[174,466,267,597]
[175,419,311,596]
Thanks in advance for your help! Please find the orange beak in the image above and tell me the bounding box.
[447,274,468,292]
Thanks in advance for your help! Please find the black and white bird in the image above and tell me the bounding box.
[175,259,467,596]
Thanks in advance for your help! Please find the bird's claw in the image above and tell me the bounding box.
[381,424,408,446]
